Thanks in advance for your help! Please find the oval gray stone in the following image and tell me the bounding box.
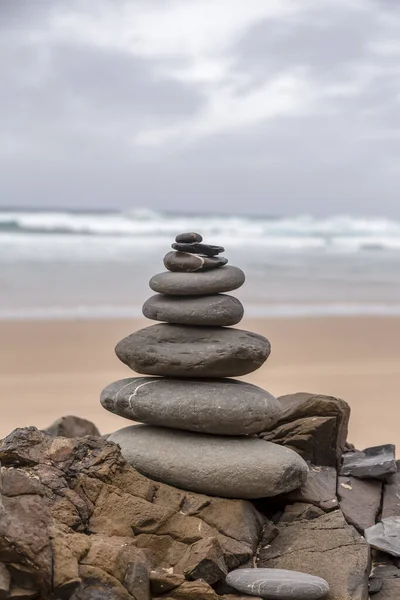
[115,324,271,378]
[163,251,228,273]
[108,426,309,498]
[142,294,244,326]
[101,377,282,435]
[149,266,245,296]
[226,568,329,599]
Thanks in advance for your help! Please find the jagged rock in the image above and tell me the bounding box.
[259,393,350,467]
[338,476,382,532]
[365,517,400,558]
[226,568,330,599]
[44,415,100,438]
[283,466,338,512]
[0,427,265,599]
[382,462,400,518]
[341,445,397,480]
[258,503,370,600]
[369,551,400,599]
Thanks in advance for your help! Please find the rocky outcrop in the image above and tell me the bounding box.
[0,427,266,600]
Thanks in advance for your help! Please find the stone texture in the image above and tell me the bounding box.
[382,461,400,518]
[369,552,400,599]
[0,564,11,599]
[172,242,224,256]
[338,476,382,532]
[101,377,282,435]
[44,415,100,438]
[226,568,330,599]
[365,517,400,557]
[259,393,350,467]
[163,251,228,273]
[258,503,370,600]
[175,232,203,243]
[341,445,397,480]
[115,324,271,378]
[283,466,338,512]
[142,293,243,326]
[149,266,245,296]
[0,427,266,599]
[109,425,309,499]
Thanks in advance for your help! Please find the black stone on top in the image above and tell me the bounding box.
[172,242,225,256]
[175,232,203,243]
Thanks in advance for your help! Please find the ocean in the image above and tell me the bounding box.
[2,208,400,320]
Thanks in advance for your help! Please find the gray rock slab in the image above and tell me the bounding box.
[163,251,228,272]
[284,466,338,512]
[142,293,243,326]
[115,324,271,378]
[369,552,400,600]
[101,377,282,435]
[108,425,309,499]
[365,517,400,557]
[226,568,329,599]
[382,461,400,519]
[258,504,370,600]
[341,445,397,480]
[149,266,245,296]
[338,476,382,532]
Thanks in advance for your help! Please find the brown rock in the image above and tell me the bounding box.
[175,537,227,584]
[158,580,219,599]
[44,415,100,438]
[338,476,382,532]
[259,393,350,466]
[0,427,265,598]
[8,588,40,599]
[258,503,370,600]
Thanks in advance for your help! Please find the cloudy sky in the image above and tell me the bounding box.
[1,0,400,216]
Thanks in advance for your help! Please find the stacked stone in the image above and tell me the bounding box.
[101,232,308,499]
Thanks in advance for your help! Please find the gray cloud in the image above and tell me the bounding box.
[1,0,400,216]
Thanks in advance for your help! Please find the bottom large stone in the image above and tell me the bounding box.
[108,426,308,499]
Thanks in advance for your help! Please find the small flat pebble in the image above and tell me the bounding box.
[226,568,330,599]
[341,444,397,479]
[149,266,245,296]
[175,232,203,243]
[172,242,224,256]
[364,517,400,557]
[163,251,228,272]
[142,293,243,326]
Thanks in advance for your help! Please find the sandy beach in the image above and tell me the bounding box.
[1,316,399,450]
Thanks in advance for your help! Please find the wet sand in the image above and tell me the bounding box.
[1,316,399,450]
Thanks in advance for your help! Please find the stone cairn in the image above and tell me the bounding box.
[101,232,309,500]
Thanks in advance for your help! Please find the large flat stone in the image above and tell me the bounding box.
[101,377,282,435]
[258,503,370,600]
[108,426,308,499]
[115,324,271,378]
[142,294,244,326]
[226,568,329,599]
[149,266,245,296]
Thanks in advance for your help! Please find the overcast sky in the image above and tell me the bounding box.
[1,0,400,216]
